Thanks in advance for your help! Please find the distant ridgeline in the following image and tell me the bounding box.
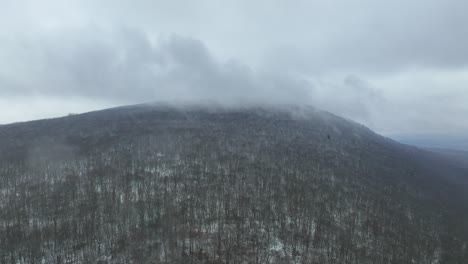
[392,134,468,152]
[0,104,467,264]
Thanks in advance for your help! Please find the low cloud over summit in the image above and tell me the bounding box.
[1,0,467,135]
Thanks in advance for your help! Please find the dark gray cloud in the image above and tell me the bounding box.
[0,0,467,136]
[0,27,310,106]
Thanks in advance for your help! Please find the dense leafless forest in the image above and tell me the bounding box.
[1,105,467,263]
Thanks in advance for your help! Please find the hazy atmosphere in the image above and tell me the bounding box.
[2,2,468,263]
[1,0,467,136]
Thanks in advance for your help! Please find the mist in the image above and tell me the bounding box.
[1,0,467,137]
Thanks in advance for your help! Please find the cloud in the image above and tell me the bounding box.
[370,69,468,135]
[0,0,467,137]
[0,27,312,105]
[308,76,386,124]
[245,0,468,75]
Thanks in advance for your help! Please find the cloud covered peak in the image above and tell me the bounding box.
[1,0,467,136]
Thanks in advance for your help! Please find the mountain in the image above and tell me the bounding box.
[427,148,468,170]
[391,134,468,152]
[0,104,467,264]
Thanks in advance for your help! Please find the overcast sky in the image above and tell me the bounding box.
[1,0,467,136]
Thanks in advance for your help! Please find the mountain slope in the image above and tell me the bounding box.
[0,104,467,264]
[427,148,468,170]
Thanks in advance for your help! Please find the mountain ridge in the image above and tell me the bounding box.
[1,103,467,263]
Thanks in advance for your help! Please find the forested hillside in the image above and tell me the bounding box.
[1,104,467,264]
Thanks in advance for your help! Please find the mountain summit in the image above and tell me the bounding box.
[1,104,467,263]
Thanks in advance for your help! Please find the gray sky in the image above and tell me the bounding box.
[1,0,467,136]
